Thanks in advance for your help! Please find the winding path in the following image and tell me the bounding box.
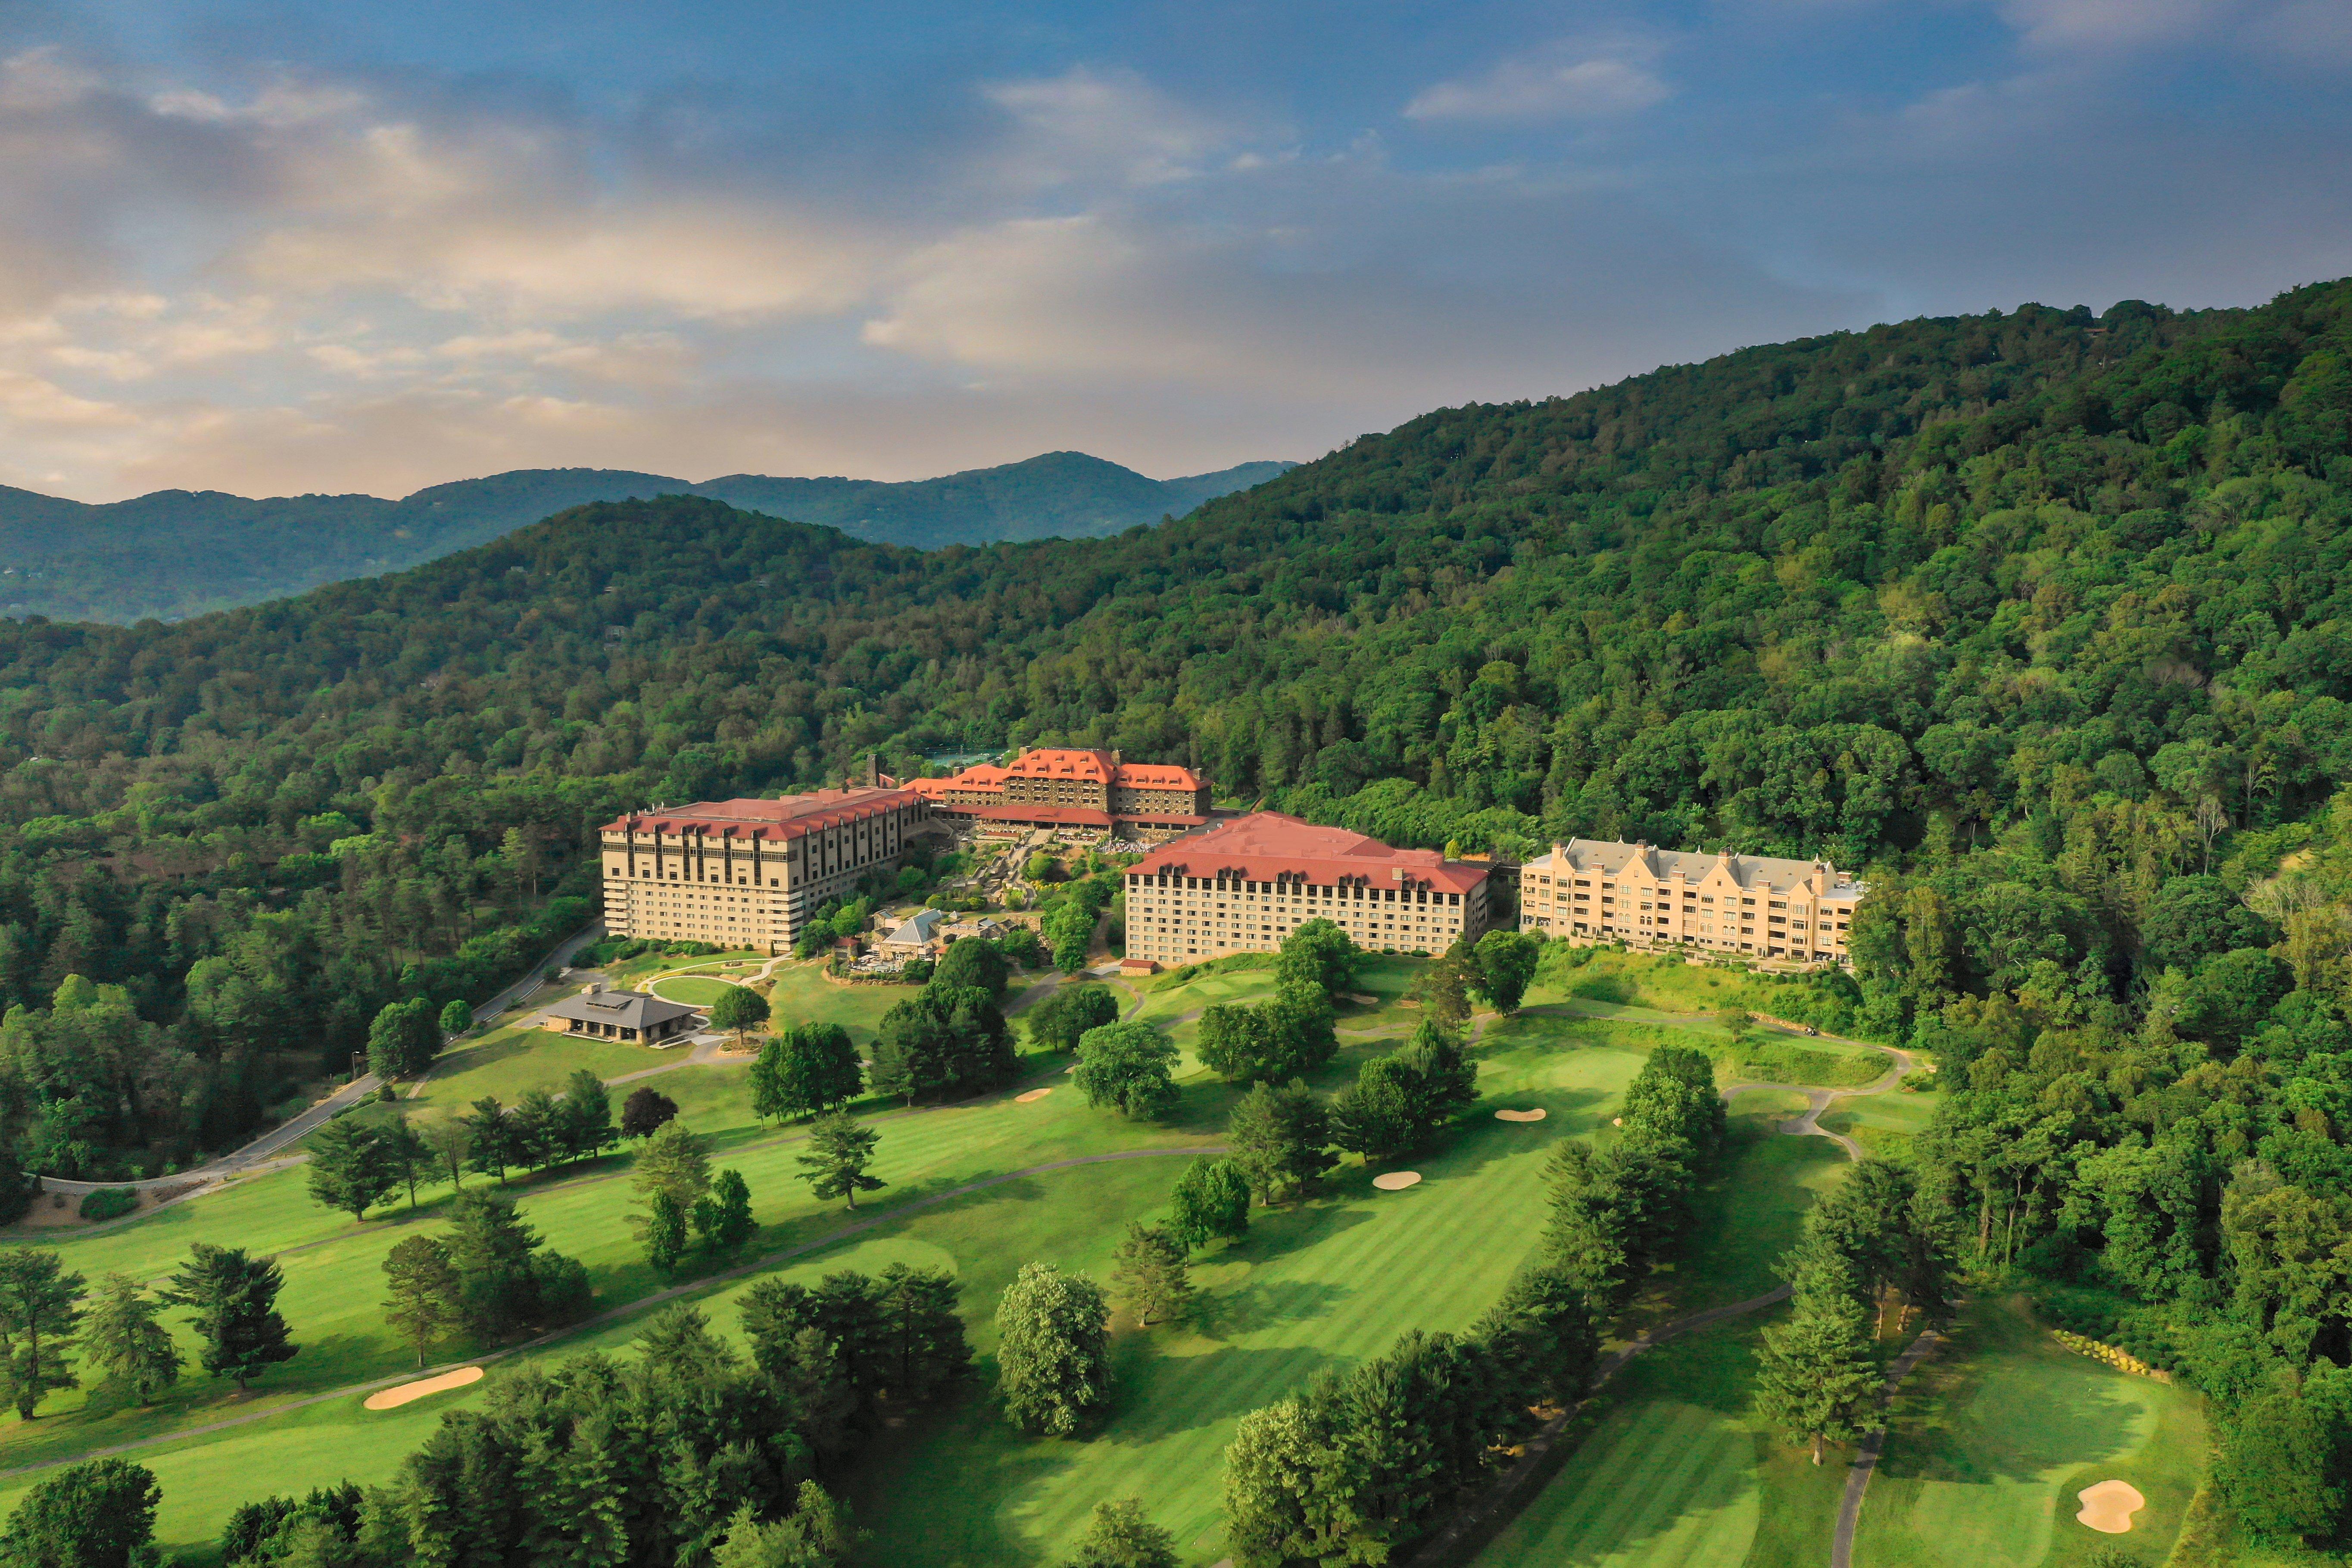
[1831,1327,1944,1568]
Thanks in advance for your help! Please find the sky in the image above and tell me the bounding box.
[0,0,2347,502]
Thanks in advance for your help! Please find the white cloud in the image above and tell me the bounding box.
[1406,47,1671,123]
[981,66,1242,190]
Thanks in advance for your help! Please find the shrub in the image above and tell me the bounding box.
[78,1187,139,1222]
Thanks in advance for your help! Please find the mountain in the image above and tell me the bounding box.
[0,451,1296,624]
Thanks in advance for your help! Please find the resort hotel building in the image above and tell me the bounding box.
[1515,840,1862,965]
[911,747,1210,834]
[1123,812,1495,968]
[598,785,928,953]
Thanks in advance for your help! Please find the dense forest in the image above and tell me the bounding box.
[0,453,1291,625]
[1,276,2351,1536]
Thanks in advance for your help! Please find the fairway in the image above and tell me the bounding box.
[1853,1296,2205,1568]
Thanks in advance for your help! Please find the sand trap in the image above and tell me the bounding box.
[365,1365,483,1410]
[1371,1171,1422,1191]
[1611,1117,1623,1126]
[1495,1108,1547,1122]
[1014,1088,1053,1104]
[2076,1480,2146,1534]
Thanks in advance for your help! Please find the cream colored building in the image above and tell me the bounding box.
[599,786,927,953]
[1124,812,1494,966]
[1516,839,1862,965]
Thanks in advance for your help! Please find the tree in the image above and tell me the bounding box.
[2142,873,2275,974]
[633,1119,713,1213]
[438,998,474,1035]
[644,1190,690,1276]
[559,1067,615,1162]
[934,937,1011,998]
[996,1261,1112,1437]
[1110,1224,1193,1327]
[711,1483,858,1568]
[161,1244,297,1392]
[510,1089,561,1171]
[1073,1022,1180,1119]
[1026,985,1121,1053]
[1716,1006,1754,1048]
[366,997,442,1081]
[1410,942,1476,1029]
[0,1457,162,1568]
[462,1096,520,1183]
[1328,1055,1423,1163]
[620,1085,680,1140]
[1063,1498,1179,1568]
[381,1116,431,1208]
[1471,930,1542,1013]
[1277,919,1360,996]
[1753,1302,1881,1464]
[1167,1157,1251,1251]
[757,1022,864,1122]
[0,1249,82,1420]
[78,1275,177,1405]
[797,1113,886,1210]
[695,1168,758,1252]
[1226,1081,1335,1205]
[1196,987,1336,1084]
[306,1115,400,1220]
[421,1118,472,1190]
[750,1032,795,1123]
[381,1236,463,1368]
[710,985,772,1049]
[2217,1389,2342,1543]
[0,1139,35,1228]
[1399,1019,1479,1128]
[443,1190,566,1336]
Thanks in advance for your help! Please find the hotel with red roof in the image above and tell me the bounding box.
[597,785,926,953]
[910,747,1209,833]
[1122,813,1495,967]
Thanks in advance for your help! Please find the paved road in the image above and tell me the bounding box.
[1831,1327,1945,1568]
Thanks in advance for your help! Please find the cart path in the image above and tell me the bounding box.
[1830,1326,1945,1568]
[0,1144,1224,1486]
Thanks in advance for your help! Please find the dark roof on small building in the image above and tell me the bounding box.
[541,985,701,1031]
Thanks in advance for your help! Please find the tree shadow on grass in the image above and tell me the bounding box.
[1095,1341,1345,1446]
[1192,1278,1353,1340]
[1875,1306,2148,1489]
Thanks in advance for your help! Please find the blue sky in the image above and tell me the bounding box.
[1,0,2346,500]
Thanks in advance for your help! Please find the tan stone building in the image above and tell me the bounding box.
[1515,839,1863,965]
[911,748,1210,832]
[1124,812,1494,967]
[599,786,927,953]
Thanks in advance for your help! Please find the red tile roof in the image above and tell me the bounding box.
[1130,813,1488,894]
[602,786,920,843]
[913,748,1205,798]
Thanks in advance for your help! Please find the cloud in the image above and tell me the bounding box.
[1405,45,1671,123]
[980,65,1246,191]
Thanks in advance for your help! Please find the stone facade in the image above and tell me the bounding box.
[1514,839,1863,965]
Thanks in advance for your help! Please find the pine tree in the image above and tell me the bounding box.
[632,1120,712,1213]
[161,1243,297,1392]
[693,1169,757,1253]
[796,1113,885,1210]
[78,1273,178,1405]
[381,1236,463,1368]
[560,1068,615,1162]
[1167,1157,1251,1251]
[644,1190,689,1277]
[1226,1080,1335,1205]
[0,1457,162,1568]
[306,1116,400,1220]
[1110,1224,1193,1327]
[1753,1302,1881,1464]
[995,1261,1112,1437]
[0,1247,84,1420]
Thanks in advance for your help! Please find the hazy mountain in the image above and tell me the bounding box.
[0,451,1295,624]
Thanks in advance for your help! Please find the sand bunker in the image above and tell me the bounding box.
[1371,1171,1422,1191]
[1014,1088,1054,1104]
[2076,1479,2146,1534]
[365,1365,484,1410]
[1495,1108,1547,1122]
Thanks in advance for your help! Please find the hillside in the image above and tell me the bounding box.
[0,452,1294,623]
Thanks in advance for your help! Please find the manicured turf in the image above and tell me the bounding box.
[760,960,910,1047]
[1853,1295,2206,1568]
[649,974,736,1004]
[397,1026,665,1127]
[1818,1089,1945,1160]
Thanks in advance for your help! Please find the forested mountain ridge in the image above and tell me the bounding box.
[0,275,2344,1227]
[0,452,1293,624]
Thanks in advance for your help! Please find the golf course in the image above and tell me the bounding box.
[0,946,2219,1567]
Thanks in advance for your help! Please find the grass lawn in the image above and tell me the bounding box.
[1818,1088,1946,1162]
[649,974,736,1005]
[761,960,909,1047]
[1469,1104,1851,1568]
[1853,1294,2207,1568]
[393,1025,665,1128]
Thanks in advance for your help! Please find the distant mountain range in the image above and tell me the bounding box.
[0,450,1295,624]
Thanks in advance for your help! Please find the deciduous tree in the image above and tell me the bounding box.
[620,1085,679,1140]
[1073,1022,1180,1119]
[996,1262,1112,1437]
[0,1456,162,1568]
[1063,1498,1179,1568]
[1110,1224,1192,1327]
[1167,1157,1251,1252]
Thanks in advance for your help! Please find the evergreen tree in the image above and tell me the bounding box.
[462,1096,519,1183]
[161,1244,297,1392]
[1226,1081,1335,1205]
[381,1116,430,1209]
[1753,1302,1881,1465]
[1328,1055,1423,1163]
[694,1169,758,1253]
[442,1190,554,1337]
[1072,1022,1180,1119]
[510,1089,561,1171]
[1063,1498,1179,1568]
[749,1032,795,1123]
[559,1067,616,1162]
[995,1262,1112,1437]
[1409,944,1476,1029]
[711,1484,858,1568]
[619,1085,679,1140]
[632,1120,713,1211]
[381,1235,463,1368]
[644,1190,689,1277]
[796,1113,885,1210]
[421,1118,472,1191]
[0,1248,84,1419]
[306,1116,400,1221]
[1167,1158,1251,1252]
[0,1139,37,1228]
[873,1262,972,1401]
[78,1274,177,1405]
[0,1456,162,1568]
[1110,1224,1193,1326]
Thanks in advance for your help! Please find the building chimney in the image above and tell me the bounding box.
[865,753,879,788]
[1111,748,1122,767]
